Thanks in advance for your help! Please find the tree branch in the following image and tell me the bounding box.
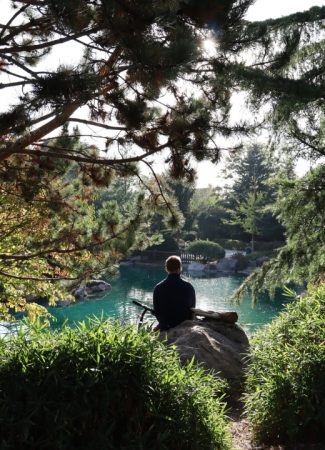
[67,118,127,131]
[0,80,33,89]
[13,141,169,166]
[0,47,123,161]
[0,4,29,41]
[0,269,78,282]
[1,27,99,54]
[0,101,81,162]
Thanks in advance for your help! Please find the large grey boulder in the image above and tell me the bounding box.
[215,258,237,272]
[72,280,112,299]
[162,318,249,381]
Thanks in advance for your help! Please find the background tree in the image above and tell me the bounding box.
[227,191,266,252]
[234,165,325,299]
[224,144,275,201]
[223,144,284,243]
[190,187,230,241]
[168,178,195,232]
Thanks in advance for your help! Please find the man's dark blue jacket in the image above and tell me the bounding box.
[153,273,196,331]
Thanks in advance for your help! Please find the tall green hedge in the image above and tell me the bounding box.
[0,319,230,450]
[187,240,225,260]
[244,283,325,444]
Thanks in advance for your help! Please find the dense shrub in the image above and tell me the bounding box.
[187,240,225,260]
[244,284,325,444]
[183,231,197,242]
[215,239,246,250]
[0,319,230,450]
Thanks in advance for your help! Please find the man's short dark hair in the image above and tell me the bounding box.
[165,255,182,273]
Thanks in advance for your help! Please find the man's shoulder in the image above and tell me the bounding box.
[180,277,195,290]
[154,278,168,291]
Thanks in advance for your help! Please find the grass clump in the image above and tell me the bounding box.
[244,283,325,444]
[0,319,230,450]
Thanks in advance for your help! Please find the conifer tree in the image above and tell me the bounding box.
[223,144,284,242]
[234,165,325,299]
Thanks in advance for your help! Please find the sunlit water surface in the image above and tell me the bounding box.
[48,266,290,334]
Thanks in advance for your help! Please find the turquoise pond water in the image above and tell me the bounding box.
[48,266,291,334]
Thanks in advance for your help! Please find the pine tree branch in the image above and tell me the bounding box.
[0,47,122,161]
[0,4,29,41]
[1,27,99,54]
[291,132,325,156]
[67,118,126,131]
[1,54,44,79]
[0,101,81,162]
[0,80,33,89]
[12,141,170,165]
[0,17,53,46]
[0,203,145,263]
[0,68,30,80]
[142,160,176,220]
[28,110,58,126]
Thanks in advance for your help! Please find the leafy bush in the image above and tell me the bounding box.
[215,239,246,250]
[0,319,230,450]
[187,240,225,260]
[244,284,325,444]
[183,231,197,242]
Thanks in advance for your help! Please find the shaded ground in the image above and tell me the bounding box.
[227,391,324,450]
[229,414,324,450]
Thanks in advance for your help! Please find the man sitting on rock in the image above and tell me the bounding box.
[153,255,196,331]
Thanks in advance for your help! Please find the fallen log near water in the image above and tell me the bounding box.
[191,308,238,323]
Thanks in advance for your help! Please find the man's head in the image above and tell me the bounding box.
[165,255,182,274]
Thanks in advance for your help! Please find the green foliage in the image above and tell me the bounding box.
[1,0,324,316]
[224,145,277,202]
[0,127,158,320]
[187,240,225,260]
[183,231,197,242]
[227,191,266,251]
[244,283,325,444]
[223,144,284,244]
[94,176,139,216]
[149,232,179,252]
[167,178,195,231]
[0,319,230,450]
[219,7,325,156]
[235,165,325,299]
[215,239,246,250]
[190,187,231,241]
